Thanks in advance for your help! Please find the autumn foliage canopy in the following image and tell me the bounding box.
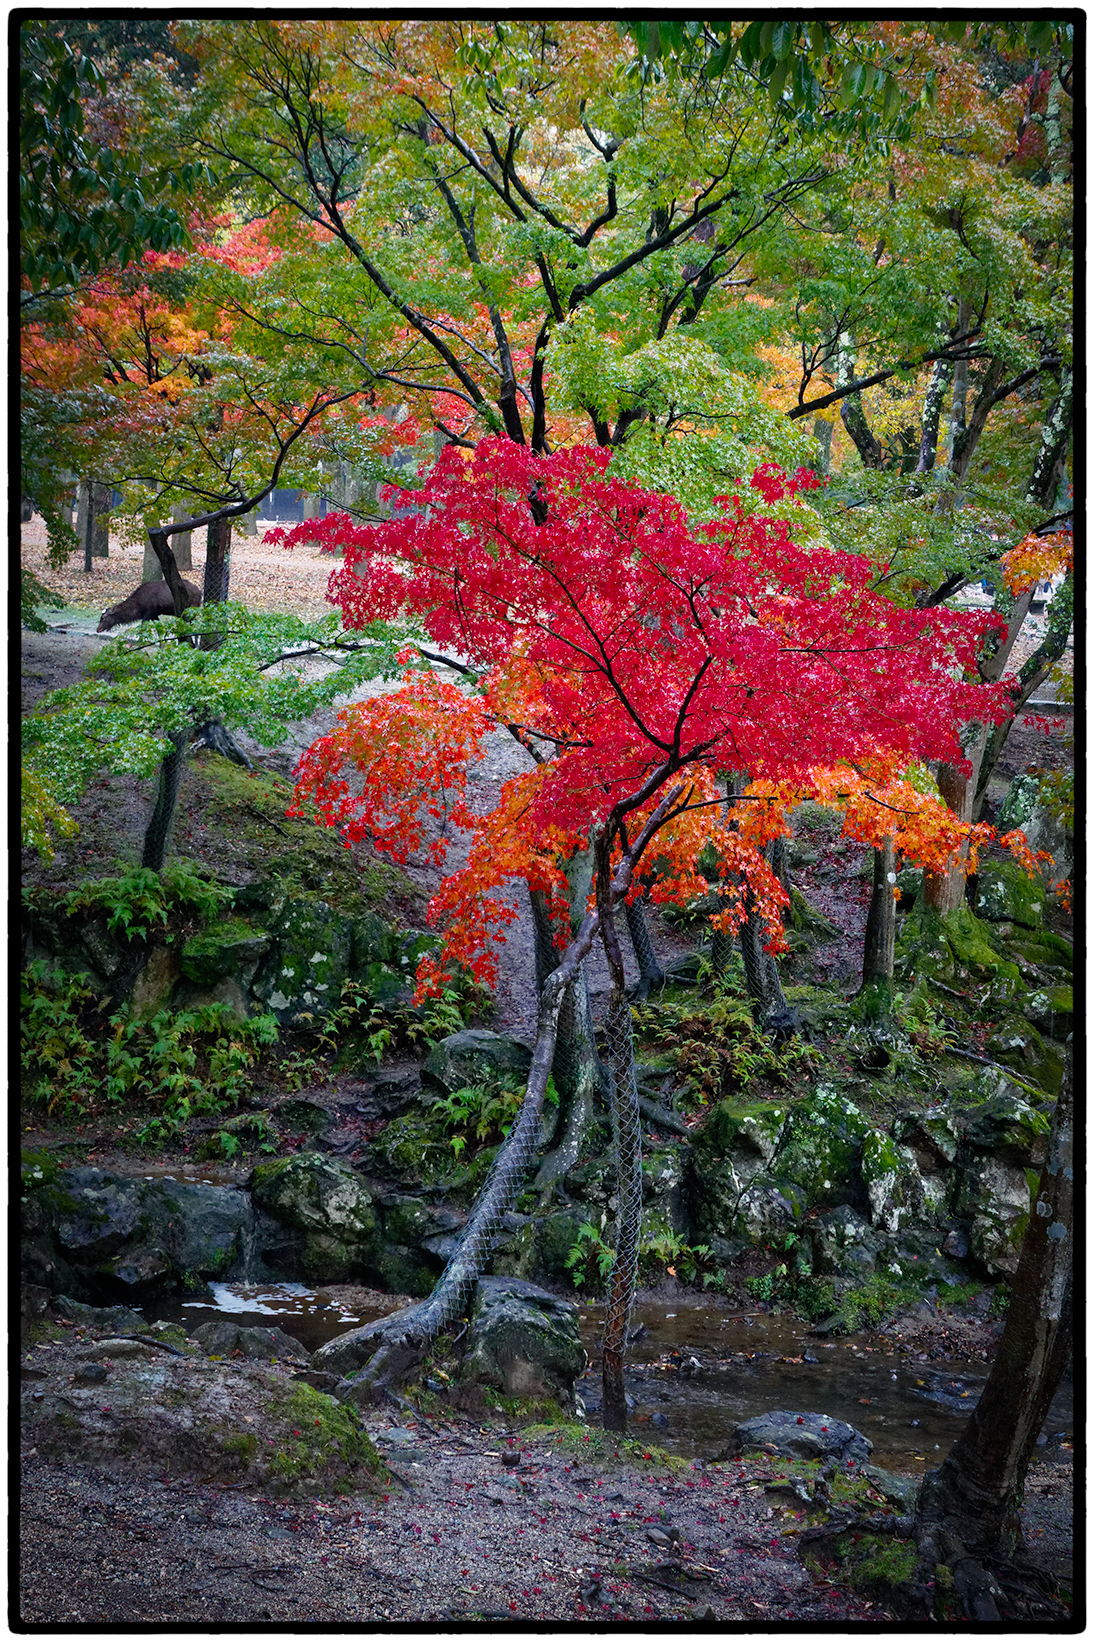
[280,441,1008,993]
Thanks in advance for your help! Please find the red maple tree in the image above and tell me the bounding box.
[276,440,1008,991]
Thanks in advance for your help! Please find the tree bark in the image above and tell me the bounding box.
[922,584,1035,912]
[913,1053,1073,1610]
[974,572,1074,819]
[596,832,643,1434]
[625,891,666,999]
[860,838,896,985]
[1026,368,1073,510]
[836,333,885,468]
[915,357,952,475]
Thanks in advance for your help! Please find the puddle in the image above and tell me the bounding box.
[143,1284,1072,1471]
[144,1283,397,1355]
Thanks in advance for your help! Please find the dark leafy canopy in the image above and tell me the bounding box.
[19,23,210,298]
[624,19,1073,129]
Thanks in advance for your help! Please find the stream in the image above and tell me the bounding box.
[145,1284,1072,1475]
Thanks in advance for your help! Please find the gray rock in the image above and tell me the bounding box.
[249,1153,380,1284]
[808,1206,882,1277]
[459,1276,587,1406]
[862,1464,921,1511]
[51,1170,256,1298]
[191,1320,311,1363]
[421,1030,533,1095]
[718,1410,872,1465]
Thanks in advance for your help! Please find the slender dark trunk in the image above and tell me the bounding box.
[625,891,665,999]
[141,728,190,871]
[913,1054,1073,1614]
[596,831,642,1434]
[860,838,896,992]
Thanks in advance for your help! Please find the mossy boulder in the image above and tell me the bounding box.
[998,772,1073,881]
[45,1169,255,1300]
[1026,985,1073,1036]
[772,1085,871,1209]
[251,898,352,1024]
[421,1030,533,1095]
[459,1276,587,1407]
[860,1131,931,1234]
[249,1154,379,1281]
[984,1015,1046,1071]
[808,1205,882,1278]
[687,1098,787,1240]
[896,905,1020,988]
[180,920,272,985]
[363,1113,464,1189]
[974,861,1045,929]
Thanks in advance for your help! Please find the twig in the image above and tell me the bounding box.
[96,1333,187,1358]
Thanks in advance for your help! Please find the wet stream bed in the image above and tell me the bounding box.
[145,1284,1072,1477]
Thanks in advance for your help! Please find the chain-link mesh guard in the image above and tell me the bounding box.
[601,988,643,1431]
[141,728,190,871]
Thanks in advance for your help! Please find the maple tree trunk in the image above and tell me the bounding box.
[339,790,682,1402]
[912,1053,1073,1616]
[923,582,1036,910]
[1026,368,1072,509]
[975,572,1074,820]
[860,838,896,986]
[915,355,952,475]
[837,333,885,468]
[530,886,605,1195]
[596,833,643,1435]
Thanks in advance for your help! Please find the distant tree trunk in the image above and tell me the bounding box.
[1026,369,1073,510]
[625,891,665,999]
[860,838,896,986]
[913,1053,1073,1616]
[171,511,193,571]
[915,356,952,475]
[78,480,110,569]
[812,415,833,476]
[837,333,885,468]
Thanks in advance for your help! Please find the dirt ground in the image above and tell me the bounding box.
[17,1317,1074,1629]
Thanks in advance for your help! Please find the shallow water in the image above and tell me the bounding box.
[143,1284,1072,1474]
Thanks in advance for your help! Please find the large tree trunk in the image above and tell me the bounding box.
[974,571,1074,819]
[336,790,682,1403]
[914,356,952,475]
[912,1054,1073,1616]
[141,728,190,872]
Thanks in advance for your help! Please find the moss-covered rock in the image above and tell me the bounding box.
[180,919,272,985]
[860,1131,930,1234]
[808,1205,882,1278]
[248,1155,379,1254]
[975,860,1046,929]
[459,1276,587,1407]
[687,1098,787,1240]
[250,898,352,1024]
[772,1085,871,1209]
[421,1030,533,1094]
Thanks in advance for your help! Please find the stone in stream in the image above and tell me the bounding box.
[717,1410,872,1466]
[190,1320,311,1363]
